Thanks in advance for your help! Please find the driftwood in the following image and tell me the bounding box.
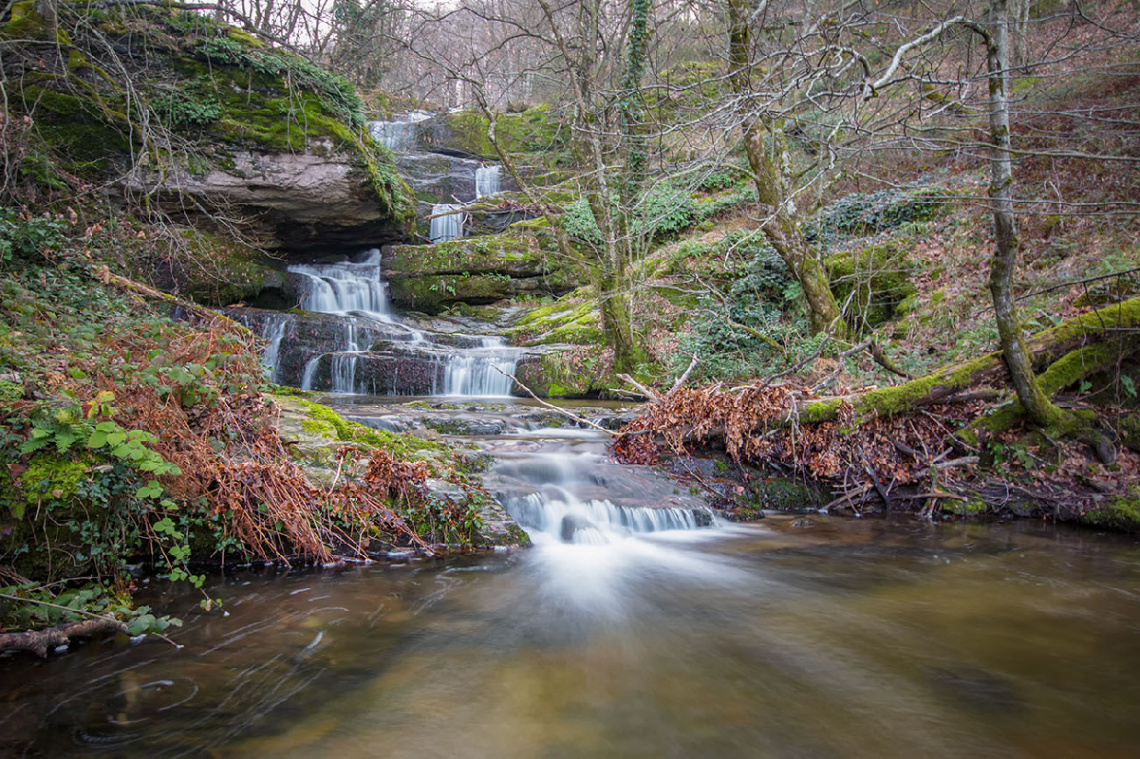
[0,617,127,657]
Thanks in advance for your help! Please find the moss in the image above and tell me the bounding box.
[514,347,612,398]
[301,416,338,439]
[827,242,918,329]
[1082,496,1140,532]
[387,273,514,315]
[1029,296,1140,362]
[1037,339,1132,396]
[942,497,990,517]
[16,454,90,518]
[385,232,552,277]
[0,1,50,40]
[1120,414,1140,453]
[509,297,603,346]
[292,397,448,459]
[3,8,414,227]
[431,105,566,158]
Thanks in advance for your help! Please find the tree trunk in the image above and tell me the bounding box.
[599,268,641,374]
[985,0,1064,427]
[728,0,846,338]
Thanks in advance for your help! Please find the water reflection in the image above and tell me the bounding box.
[1,519,1137,758]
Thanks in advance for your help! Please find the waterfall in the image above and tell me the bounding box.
[440,337,519,396]
[430,204,464,243]
[330,354,359,394]
[260,315,290,383]
[475,165,502,199]
[288,249,389,318]
[300,356,321,391]
[504,491,704,545]
[367,111,430,152]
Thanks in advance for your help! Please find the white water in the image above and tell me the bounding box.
[475,165,502,199]
[300,356,321,391]
[330,353,359,395]
[368,112,431,152]
[285,259,523,397]
[439,337,519,396]
[287,250,390,319]
[429,203,463,242]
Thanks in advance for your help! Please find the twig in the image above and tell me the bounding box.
[492,366,616,435]
[1015,265,1140,301]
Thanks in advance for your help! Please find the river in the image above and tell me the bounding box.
[2,395,1138,758]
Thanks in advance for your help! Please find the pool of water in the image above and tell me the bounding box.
[4,396,1139,757]
[3,517,1138,758]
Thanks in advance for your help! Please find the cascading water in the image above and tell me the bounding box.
[288,250,390,318]
[507,491,703,544]
[429,203,463,242]
[247,114,523,397]
[440,337,519,396]
[367,111,430,152]
[474,165,502,199]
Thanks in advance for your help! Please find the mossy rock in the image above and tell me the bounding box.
[416,105,567,159]
[386,273,513,314]
[383,227,580,314]
[827,242,918,329]
[2,5,414,245]
[133,227,295,308]
[508,297,603,346]
[0,454,100,581]
[514,346,612,398]
[383,229,559,278]
[1082,497,1140,532]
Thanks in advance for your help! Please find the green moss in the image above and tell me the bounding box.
[292,397,448,459]
[300,416,338,439]
[18,454,89,516]
[1037,339,1131,396]
[387,272,525,314]
[942,497,990,517]
[514,347,611,398]
[510,297,603,346]
[0,1,50,40]
[436,105,566,158]
[1082,496,1140,532]
[827,242,917,329]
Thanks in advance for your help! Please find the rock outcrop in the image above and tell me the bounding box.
[383,225,581,314]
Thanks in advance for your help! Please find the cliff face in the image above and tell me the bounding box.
[1,3,413,257]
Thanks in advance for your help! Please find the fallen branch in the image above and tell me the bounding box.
[493,366,617,435]
[616,373,663,403]
[0,617,127,657]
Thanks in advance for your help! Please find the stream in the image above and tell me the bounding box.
[2,395,1140,758]
[4,114,1138,756]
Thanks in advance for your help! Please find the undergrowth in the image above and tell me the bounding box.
[0,209,469,642]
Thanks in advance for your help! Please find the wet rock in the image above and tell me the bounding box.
[560,514,598,542]
[426,479,465,502]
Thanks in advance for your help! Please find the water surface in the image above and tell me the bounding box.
[3,517,1138,758]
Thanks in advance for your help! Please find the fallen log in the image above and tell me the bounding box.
[0,617,127,658]
[798,297,1140,426]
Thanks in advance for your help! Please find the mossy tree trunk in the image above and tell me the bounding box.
[727,0,847,339]
[984,0,1065,427]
